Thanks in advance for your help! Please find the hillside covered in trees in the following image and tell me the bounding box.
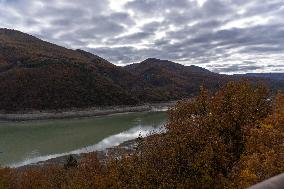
[0,81,283,188]
[0,28,283,112]
[124,58,229,98]
[0,29,144,111]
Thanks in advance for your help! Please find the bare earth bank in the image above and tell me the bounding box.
[0,101,177,122]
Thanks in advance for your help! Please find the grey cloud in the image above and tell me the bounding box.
[201,0,233,17]
[85,46,144,63]
[125,0,191,14]
[154,39,171,46]
[141,21,165,33]
[107,32,154,45]
[35,6,86,19]
[0,0,284,73]
[212,64,263,73]
[91,18,125,36]
[240,0,284,17]
[109,12,135,26]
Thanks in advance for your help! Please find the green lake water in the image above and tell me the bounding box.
[0,111,167,167]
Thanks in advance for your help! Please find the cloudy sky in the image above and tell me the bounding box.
[0,0,284,74]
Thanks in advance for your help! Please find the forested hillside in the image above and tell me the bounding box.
[0,29,225,111]
[125,58,229,97]
[0,28,283,112]
[0,29,174,111]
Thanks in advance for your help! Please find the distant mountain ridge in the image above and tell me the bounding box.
[0,28,283,112]
[236,73,284,81]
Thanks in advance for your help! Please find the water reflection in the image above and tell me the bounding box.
[11,125,160,167]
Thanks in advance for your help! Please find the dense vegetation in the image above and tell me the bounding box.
[1,28,283,112]
[0,29,225,112]
[124,58,229,98]
[0,29,146,111]
[0,81,283,188]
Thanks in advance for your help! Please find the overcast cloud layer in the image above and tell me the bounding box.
[0,0,284,74]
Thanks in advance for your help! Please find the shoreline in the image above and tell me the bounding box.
[0,101,176,122]
[17,139,138,170]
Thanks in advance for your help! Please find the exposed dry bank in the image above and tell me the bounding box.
[0,101,176,121]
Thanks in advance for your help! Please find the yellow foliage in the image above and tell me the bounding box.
[261,123,273,129]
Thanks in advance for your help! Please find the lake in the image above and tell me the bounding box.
[0,111,167,167]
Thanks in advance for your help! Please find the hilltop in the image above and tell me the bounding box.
[125,58,228,97]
